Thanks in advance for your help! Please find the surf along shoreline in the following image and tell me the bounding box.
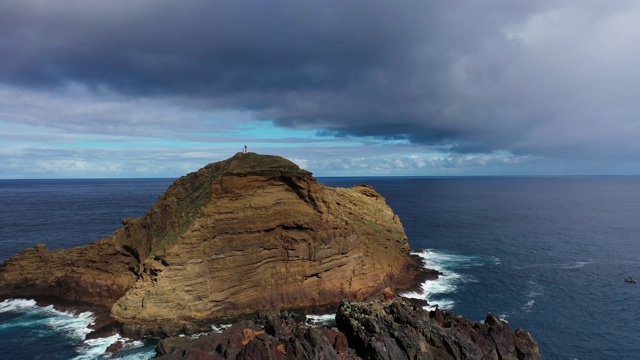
[3,249,441,353]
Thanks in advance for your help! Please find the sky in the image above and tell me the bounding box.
[2,0,640,178]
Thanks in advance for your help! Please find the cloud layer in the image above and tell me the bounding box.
[2,0,640,177]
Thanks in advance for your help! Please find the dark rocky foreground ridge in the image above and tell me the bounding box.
[0,153,539,358]
[156,294,539,360]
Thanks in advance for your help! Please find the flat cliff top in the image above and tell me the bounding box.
[209,152,304,174]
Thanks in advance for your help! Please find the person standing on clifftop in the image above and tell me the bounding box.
[243,145,248,154]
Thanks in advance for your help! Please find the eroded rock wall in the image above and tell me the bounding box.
[0,241,135,307]
[0,153,416,333]
[111,166,412,326]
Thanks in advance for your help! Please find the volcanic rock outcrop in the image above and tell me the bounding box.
[155,297,540,360]
[337,298,540,360]
[0,153,421,334]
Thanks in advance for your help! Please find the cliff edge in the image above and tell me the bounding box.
[0,153,421,335]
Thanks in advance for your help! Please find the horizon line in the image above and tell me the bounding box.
[1,174,640,181]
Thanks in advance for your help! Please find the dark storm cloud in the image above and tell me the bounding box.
[2,0,640,163]
[0,1,420,93]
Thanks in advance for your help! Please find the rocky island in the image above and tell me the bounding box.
[0,153,539,359]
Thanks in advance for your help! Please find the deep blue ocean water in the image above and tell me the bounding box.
[1,177,639,359]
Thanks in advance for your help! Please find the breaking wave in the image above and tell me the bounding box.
[401,249,501,310]
[0,299,155,359]
[306,313,337,327]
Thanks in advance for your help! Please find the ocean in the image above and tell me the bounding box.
[1,177,639,359]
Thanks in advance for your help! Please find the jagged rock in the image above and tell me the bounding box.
[336,298,540,360]
[154,298,539,360]
[155,316,358,360]
[0,153,422,335]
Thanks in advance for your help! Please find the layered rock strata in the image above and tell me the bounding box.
[0,153,420,334]
[155,297,540,360]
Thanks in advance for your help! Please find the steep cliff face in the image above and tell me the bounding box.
[0,153,417,332]
[0,241,135,308]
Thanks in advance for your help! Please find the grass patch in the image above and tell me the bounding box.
[362,219,379,229]
[157,218,195,251]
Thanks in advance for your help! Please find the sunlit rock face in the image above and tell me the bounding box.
[0,153,418,335]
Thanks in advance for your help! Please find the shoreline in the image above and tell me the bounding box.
[0,249,442,343]
[0,247,525,360]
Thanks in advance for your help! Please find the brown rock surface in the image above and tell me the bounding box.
[0,153,420,335]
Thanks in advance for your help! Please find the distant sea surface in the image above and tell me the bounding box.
[1,176,639,359]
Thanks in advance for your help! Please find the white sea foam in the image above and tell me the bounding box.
[0,299,96,340]
[0,299,49,331]
[305,313,336,327]
[115,349,157,360]
[121,340,145,351]
[401,249,500,310]
[211,323,232,333]
[479,313,509,324]
[0,299,151,359]
[516,259,594,270]
[498,314,509,323]
[73,334,121,360]
[522,280,544,313]
[71,325,152,359]
[560,261,591,269]
[180,332,210,339]
[0,298,38,312]
[521,299,536,312]
[108,340,157,360]
[46,309,96,341]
